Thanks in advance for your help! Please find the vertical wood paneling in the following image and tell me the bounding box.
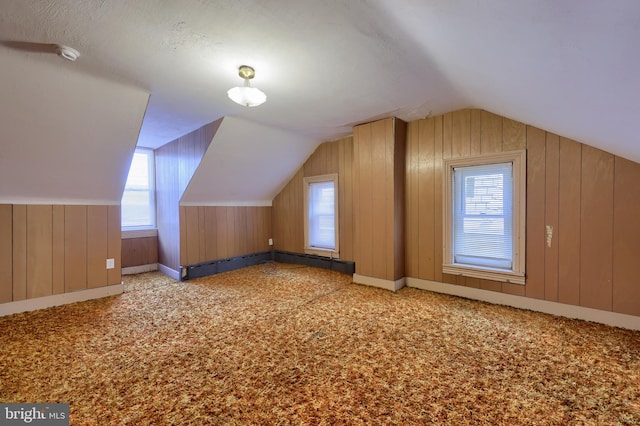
[355,124,373,276]
[339,137,354,261]
[272,167,304,253]
[400,108,637,316]
[418,118,435,280]
[393,119,407,280]
[156,119,220,271]
[236,207,248,258]
[613,156,640,316]
[179,206,187,266]
[442,112,453,160]
[451,109,471,158]
[204,207,218,261]
[65,205,87,292]
[227,207,238,257]
[263,207,272,252]
[52,205,65,293]
[558,138,581,306]
[544,133,560,301]
[371,120,387,279]
[503,118,526,151]
[122,237,158,267]
[216,207,229,258]
[0,205,12,303]
[352,118,404,281]
[185,206,200,265]
[246,207,257,253]
[386,120,396,280]
[87,205,108,289]
[267,137,350,260]
[441,113,454,285]
[480,111,503,154]
[580,146,614,311]
[177,205,273,267]
[107,205,121,285]
[470,109,482,156]
[405,122,419,278]
[433,116,444,283]
[525,126,546,299]
[12,205,27,301]
[198,207,206,263]
[26,205,53,298]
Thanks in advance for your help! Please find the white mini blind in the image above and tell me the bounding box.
[452,162,513,271]
[121,148,155,228]
[308,180,335,249]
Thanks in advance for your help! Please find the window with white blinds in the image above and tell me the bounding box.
[121,148,156,229]
[453,162,512,270]
[304,174,339,257]
[443,151,526,284]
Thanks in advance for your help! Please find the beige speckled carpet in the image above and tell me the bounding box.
[1,264,639,425]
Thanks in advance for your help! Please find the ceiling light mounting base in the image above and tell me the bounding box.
[56,44,80,61]
[238,65,256,80]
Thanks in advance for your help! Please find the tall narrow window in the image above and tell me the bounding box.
[121,148,156,229]
[443,151,525,284]
[304,174,339,257]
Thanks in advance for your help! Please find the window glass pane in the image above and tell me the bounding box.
[452,162,512,270]
[122,149,155,228]
[308,181,335,249]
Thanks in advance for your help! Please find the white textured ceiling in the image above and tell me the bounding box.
[1,0,639,203]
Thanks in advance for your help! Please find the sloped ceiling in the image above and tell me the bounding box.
[1,1,639,204]
[181,117,317,205]
[0,47,148,204]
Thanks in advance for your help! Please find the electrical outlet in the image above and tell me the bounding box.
[106,258,115,269]
[268,238,273,246]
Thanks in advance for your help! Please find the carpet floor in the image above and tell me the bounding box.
[1,264,639,425]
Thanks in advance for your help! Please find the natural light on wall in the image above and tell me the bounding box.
[121,148,155,229]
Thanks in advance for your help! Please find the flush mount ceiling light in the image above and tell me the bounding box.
[227,65,267,107]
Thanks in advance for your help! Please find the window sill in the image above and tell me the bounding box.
[121,228,158,239]
[304,247,339,259]
[443,264,525,285]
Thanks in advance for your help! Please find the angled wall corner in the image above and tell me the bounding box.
[155,119,223,272]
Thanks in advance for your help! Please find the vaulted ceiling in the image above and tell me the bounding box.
[1,1,639,203]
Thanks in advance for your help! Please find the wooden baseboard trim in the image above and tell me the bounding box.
[406,277,640,331]
[122,263,158,275]
[158,264,181,281]
[0,284,124,317]
[353,274,406,292]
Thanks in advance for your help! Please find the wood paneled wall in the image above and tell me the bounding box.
[179,206,271,266]
[406,108,640,317]
[155,119,221,271]
[353,118,407,281]
[0,204,121,303]
[272,136,355,260]
[122,236,158,268]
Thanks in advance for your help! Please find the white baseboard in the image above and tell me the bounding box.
[122,263,158,275]
[354,274,406,292]
[406,277,640,331]
[158,263,181,281]
[0,284,124,317]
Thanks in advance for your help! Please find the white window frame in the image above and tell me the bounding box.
[443,150,526,284]
[303,174,339,258]
[121,147,156,231]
